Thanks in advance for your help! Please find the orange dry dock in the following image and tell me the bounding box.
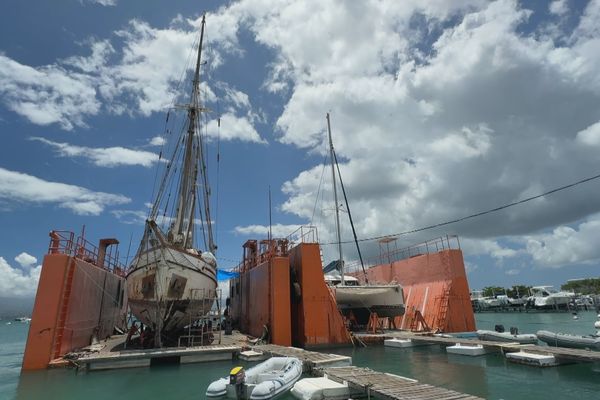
[229,230,351,348]
[230,232,475,347]
[359,236,476,333]
[22,231,127,370]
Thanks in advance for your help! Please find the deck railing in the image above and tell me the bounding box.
[47,230,126,275]
[345,235,461,273]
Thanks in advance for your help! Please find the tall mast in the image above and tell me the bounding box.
[171,14,206,249]
[327,113,344,285]
[194,16,217,254]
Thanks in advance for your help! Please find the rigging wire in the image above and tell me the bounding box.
[309,153,329,226]
[148,35,199,220]
[320,171,600,246]
[332,149,368,280]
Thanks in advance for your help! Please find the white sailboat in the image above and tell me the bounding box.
[323,113,405,323]
[126,15,218,345]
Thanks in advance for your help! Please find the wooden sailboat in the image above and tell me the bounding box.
[323,113,405,323]
[126,15,218,345]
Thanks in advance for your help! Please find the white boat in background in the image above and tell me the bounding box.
[471,291,489,311]
[484,295,509,308]
[507,296,527,307]
[527,286,574,310]
[477,329,538,344]
[206,357,303,399]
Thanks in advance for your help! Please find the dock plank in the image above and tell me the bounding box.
[321,366,483,400]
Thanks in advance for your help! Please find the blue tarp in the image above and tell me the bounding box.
[323,259,342,274]
[217,269,239,281]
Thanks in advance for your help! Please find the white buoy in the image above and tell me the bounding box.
[291,377,355,400]
[446,343,489,356]
[384,339,415,348]
[505,351,559,367]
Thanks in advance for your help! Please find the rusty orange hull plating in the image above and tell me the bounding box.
[363,249,476,333]
[230,242,351,348]
[22,254,126,370]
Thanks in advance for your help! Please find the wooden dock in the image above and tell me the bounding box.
[360,332,600,364]
[77,344,241,371]
[252,344,351,371]
[321,366,483,400]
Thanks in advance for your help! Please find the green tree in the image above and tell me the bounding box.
[561,278,600,294]
[482,286,506,297]
[507,285,531,298]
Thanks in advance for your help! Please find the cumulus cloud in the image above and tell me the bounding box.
[30,137,160,167]
[549,1,568,16]
[575,121,600,146]
[523,216,600,268]
[0,167,130,215]
[0,13,264,144]
[0,257,41,297]
[14,252,37,268]
[207,0,600,269]
[233,223,301,238]
[0,54,100,130]
[111,209,148,225]
[91,0,116,5]
[149,136,166,146]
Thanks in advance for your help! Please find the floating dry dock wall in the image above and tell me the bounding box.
[230,232,475,346]
[357,236,476,333]
[22,231,127,370]
[229,230,352,348]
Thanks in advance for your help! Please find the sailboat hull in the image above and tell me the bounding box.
[333,284,405,320]
[126,247,217,332]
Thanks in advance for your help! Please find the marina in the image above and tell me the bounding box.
[6,315,600,400]
[3,3,600,400]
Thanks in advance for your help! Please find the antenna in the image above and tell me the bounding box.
[268,185,273,243]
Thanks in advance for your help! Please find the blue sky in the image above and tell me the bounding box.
[2,0,600,299]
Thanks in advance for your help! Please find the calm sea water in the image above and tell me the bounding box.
[2,312,600,400]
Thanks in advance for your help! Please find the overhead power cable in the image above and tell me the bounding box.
[321,171,600,246]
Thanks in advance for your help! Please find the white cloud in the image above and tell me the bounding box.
[461,239,519,260]
[575,121,600,146]
[14,252,37,268]
[111,209,148,225]
[233,223,301,238]
[90,0,116,6]
[524,216,600,268]
[0,54,100,130]
[208,0,600,268]
[505,268,520,275]
[149,136,166,146]
[30,137,160,167]
[0,14,263,144]
[0,167,130,215]
[0,257,41,297]
[465,261,479,274]
[549,0,568,16]
[206,113,266,144]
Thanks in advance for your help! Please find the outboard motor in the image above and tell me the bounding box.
[509,327,519,335]
[494,324,505,333]
[230,366,245,399]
